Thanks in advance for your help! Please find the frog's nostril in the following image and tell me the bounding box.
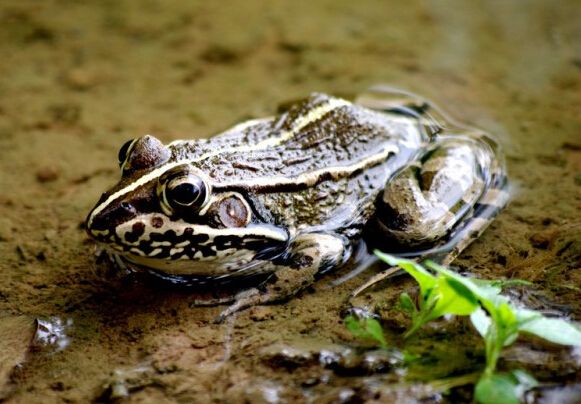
[120,201,133,211]
[114,202,137,220]
[89,202,137,232]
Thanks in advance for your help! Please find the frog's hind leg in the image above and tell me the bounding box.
[419,151,509,265]
[373,133,509,264]
[353,134,508,297]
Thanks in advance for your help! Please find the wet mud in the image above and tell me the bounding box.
[0,0,580,402]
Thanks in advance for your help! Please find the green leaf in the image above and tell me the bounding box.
[364,317,389,348]
[510,369,538,393]
[373,252,581,400]
[471,308,491,338]
[344,315,368,338]
[476,371,537,404]
[516,309,581,346]
[399,292,417,315]
[497,303,517,328]
[344,315,388,348]
[425,260,506,313]
[375,252,436,297]
[471,278,504,300]
[475,374,519,404]
[496,303,520,347]
[503,332,519,347]
[429,277,479,320]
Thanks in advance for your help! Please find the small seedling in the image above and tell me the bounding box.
[345,252,581,404]
[344,315,388,348]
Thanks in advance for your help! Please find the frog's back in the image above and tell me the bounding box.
[166,93,427,236]
[171,94,425,183]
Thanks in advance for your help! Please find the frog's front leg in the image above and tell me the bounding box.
[214,233,349,322]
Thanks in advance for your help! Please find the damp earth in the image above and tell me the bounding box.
[0,1,580,402]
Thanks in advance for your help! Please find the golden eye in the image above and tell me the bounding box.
[217,195,251,228]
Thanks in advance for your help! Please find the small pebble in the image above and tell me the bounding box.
[0,217,13,241]
[249,306,275,321]
[63,68,97,91]
[36,166,60,183]
[529,231,554,249]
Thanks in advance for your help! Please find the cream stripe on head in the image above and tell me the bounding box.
[88,97,353,229]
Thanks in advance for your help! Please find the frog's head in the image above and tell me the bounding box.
[85,135,289,277]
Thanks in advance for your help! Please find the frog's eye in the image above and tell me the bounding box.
[166,175,207,208]
[158,166,211,216]
[118,139,137,168]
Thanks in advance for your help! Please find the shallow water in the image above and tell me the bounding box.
[0,0,580,402]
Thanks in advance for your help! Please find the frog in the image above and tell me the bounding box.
[85,86,508,321]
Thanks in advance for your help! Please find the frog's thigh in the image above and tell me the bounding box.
[376,139,487,247]
[216,233,347,321]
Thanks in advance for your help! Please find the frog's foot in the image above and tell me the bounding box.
[350,265,402,298]
[213,233,348,323]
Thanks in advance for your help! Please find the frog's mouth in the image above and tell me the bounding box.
[102,251,277,289]
[97,215,290,279]
[118,245,284,278]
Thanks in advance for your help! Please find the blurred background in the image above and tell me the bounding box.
[0,1,579,402]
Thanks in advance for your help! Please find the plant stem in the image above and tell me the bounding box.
[483,324,503,377]
[404,312,430,339]
[430,372,480,391]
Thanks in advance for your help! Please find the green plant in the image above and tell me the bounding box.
[344,314,388,348]
[345,252,581,404]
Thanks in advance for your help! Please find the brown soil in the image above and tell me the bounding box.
[0,1,580,402]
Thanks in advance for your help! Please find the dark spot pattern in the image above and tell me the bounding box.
[151,216,164,228]
[288,253,314,269]
[115,225,287,266]
[374,202,410,231]
[125,222,145,243]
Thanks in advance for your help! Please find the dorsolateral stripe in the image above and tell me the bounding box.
[215,145,399,191]
[256,97,351,148]
[88,97,352,228]
[170,97,350,154]
[88,142,397,229]
[89,161,185,228]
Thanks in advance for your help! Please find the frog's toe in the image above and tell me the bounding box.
[190,294,236,307]
[350,265,403,297]
[213,288,263,323]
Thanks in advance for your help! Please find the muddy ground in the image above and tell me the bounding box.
[0,0,580,403]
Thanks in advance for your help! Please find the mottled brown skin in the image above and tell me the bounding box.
[86,90,508,320]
